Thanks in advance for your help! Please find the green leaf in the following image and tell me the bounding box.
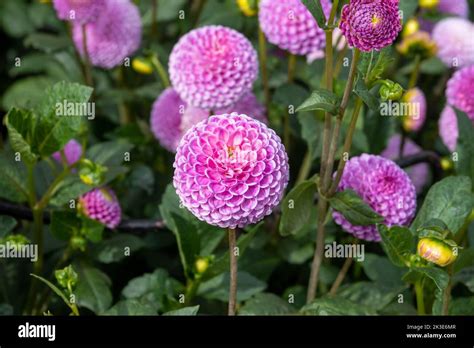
[399,0,419,24]
[449,297,474,315]
[296,87,341,115]
[301,0,327,29]
[104,298,158,315]
[353,79,380,111]
[30,273,73,312]
[329,190,383,226]
[168,213,200,278]
[337,281,406,311]
[120,269,181,312]
[279,180,317,236]
[0,154,28,203]
[33,81,93,157]
[24,33,70,54]
[411,176,473,235]
[5,108,38,163]
[86,141,134,166]
[49,176,91,207]
[203,223,260,280]
[453,267,474,292]
[454,248,474,273]
[163,305,200,316]
[301,296,376,315]
[50,210,80,240]
[0,215,17,238]
[75,264,113,314]
[297,113,323,160]
[94,234,145,264]
[273,83,308,107]
[367,47,394,83]
[361,253,405,286]
[81,217,104,243]
[455,109,474,183]
[1,76,55,110]
[198,271,266,302]
[239,293,295,315]
[378,224,415,267]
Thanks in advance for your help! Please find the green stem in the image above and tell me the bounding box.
[258,27,271,113]
[228,228,238,316]
[36,167,72,210]
[321,49,360,194]
[415,279,425,315]
[442,265,453,315]
[283,54,297,152]
[408,54,421,89]
[151,54,170,88]
[295,150,313,185]
[151,0,158,39]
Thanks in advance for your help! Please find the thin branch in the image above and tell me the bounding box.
[0,200,165,232]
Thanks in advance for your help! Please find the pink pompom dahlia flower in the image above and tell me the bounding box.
[150,88,209,152]
[333,154,416,242]
[72,0,142,69]
[432,18,474,68]
[169,26,258,109]
[52,139,83,165]
[339,0,402,52]
[79,188,122,229]
[53,0,105,24]
[381,135,429,194]
[402,88,427,132]
[173,113,289,229]
[446,65,474,118]
[438,105,459,152]
[258,0,331,56]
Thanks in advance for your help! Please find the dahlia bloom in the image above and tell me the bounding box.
[72,0,142,69]
[258,0,331,56]
[381,135,429,194]
[79,187,122,229]
[402,88,427,132]
[438,105,459,152]
[53,0,105,24]
[215,92,267,124]
[169,26,258,109]
[150,88,209,152]
[52,139,83,165]
[446,65,474,118]
[438,0,469,18]
[432,18,474,68]
[339,0,402,52]
[173,113,289,229]
[333,154,416,242]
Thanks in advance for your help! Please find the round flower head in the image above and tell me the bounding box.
[215,92,267,124]
[169,26,258,109]
[446,65,474,118]
[52,139,83,165]
[79,188,122,229]
[173,113,289,229]
[53,0,105,24]
[333,154,416,242]
[72,0,142,69]
[432,18,474,68]
[438,105,459,152]
[381,135,429,194]
[339,0,402,52]
[438,0,469,18]
[258,0,331,56]
[150,88,209,152]
[402,88,427,132]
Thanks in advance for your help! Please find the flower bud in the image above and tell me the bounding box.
[379,80,404,101]
[1,234,30,248]
[70,235,87,252]
[195,257,210,274]
[55,265,78,291]
[236,0,257,16]
[132,57,153,75]
[440,157,453,171]
[419,0,439,10]
[417,238,457,267]
[79,159,107,186]
[402,18,420,38]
